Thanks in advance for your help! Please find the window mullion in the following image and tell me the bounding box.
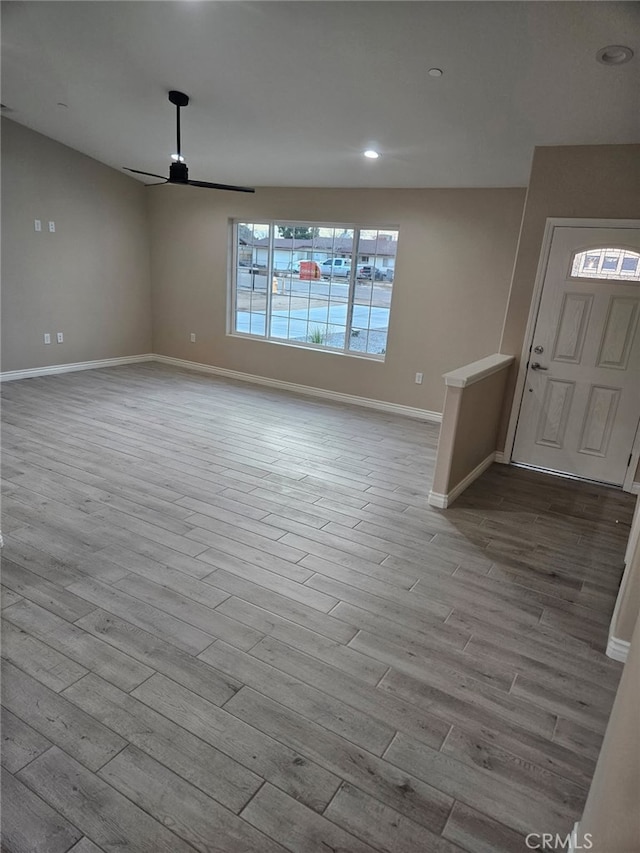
[344,229,358,352]
[231,221,239,334]
[265,224,275,339]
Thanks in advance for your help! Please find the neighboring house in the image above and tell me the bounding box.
[239,235,398,275]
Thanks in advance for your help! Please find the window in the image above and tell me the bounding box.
[571,247,640,281]
[231,222,399,358]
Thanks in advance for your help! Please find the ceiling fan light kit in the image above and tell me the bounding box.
[124,90,255,193]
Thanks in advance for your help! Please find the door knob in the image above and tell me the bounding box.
[530,362,548,371]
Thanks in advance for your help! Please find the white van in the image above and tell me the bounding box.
[320,258,351,278]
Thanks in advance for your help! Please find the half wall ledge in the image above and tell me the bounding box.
[429,354,515,509]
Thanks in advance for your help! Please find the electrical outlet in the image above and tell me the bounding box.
[34,219,42,232]
[48,221,56,233]
[415,372,423,384]
[190,333,196,343]
[56,332,64,344]
[44,333,51,344]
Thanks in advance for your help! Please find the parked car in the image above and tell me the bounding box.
[320,258,351,278]
[357,265,385,280]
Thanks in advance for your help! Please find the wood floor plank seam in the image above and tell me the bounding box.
[61,672,265,813]
[131,672,344,813]
[71,609,243,705]
[223,685,455,834]
[245,635,450,749]
[2,759,87,853]
[2,661,129,773]
[206,645,396,756]
[439,795,459,843]
[15,745,201,853]
[0,729,55,780]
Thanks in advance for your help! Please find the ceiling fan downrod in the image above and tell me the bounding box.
[169,90,189,183]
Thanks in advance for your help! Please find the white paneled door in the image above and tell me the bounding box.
[513,226,640,486]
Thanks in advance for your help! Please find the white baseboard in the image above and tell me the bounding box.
[631,481,640,495]
[427,490,449,509]
[568,822,580,853]
[0,354,155,382]
[494,451,508,464]
[153,355,443,423]
[606,635,630,663]
[428,452,496,509]
[0,353,442,422]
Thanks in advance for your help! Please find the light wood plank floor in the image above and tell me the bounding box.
[1,364,633,853]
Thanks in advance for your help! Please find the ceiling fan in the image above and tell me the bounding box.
[124,90,255,193]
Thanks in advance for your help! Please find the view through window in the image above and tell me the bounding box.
[231,222,399,358]
[571,247,640,281]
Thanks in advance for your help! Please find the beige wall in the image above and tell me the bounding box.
[1,119,152,372]
[449,368,512,487]
[614,553,640,644]
[432,362,512,498]
[611,506,640,645]
[148,186,524,413]
[498,144,640,450]
[577,615,640,853]
[5,130,639,437]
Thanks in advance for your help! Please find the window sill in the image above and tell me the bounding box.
[227,331,386,363]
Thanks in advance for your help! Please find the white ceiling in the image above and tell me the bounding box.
[2,1,639,188]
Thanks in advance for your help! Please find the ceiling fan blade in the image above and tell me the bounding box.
[124,167,168,180]
[187,179,255,193]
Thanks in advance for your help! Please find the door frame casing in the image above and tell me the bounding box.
[503,217,640,493]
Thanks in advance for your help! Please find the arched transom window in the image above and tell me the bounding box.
[571,247,640,281]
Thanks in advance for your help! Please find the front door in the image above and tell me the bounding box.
[512,225,640,486]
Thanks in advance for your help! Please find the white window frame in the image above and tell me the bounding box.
[228,219,398,361]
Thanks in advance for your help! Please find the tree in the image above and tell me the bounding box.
[237,224,254,243]
[277,226,319,240]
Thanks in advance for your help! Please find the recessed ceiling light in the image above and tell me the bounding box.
[171,153,185,162]
[363,150,380,159]
[596,45,634,66]
[428,68,443,77]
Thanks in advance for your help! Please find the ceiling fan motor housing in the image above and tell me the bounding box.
[169,161,189,183]
[168,90,189,108]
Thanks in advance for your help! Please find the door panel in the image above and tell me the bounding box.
[513,226,640,486]
[552,294,592,363]
[535,380,575,448]
[596,297,639,369]
[578,386,619,456]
